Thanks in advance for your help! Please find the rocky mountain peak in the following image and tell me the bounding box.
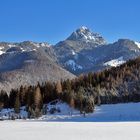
[66,26,107,45]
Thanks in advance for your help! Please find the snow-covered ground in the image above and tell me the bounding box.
[1,102,140,122]
[1,103,140,140]
[0,106,28,120]
[88,103,140,122]
[0,121,140,140]
[40,102,140,122]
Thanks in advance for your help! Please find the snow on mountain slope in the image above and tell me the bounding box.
[0,41,51,56]
[0,50,5,55]
[67,26,107,45]
[135,41,140,49]
[0,46,5,55]
[65,60,83,71]
[71,50,76,55]
[0,41,75,92]
[55,28,140,75]
[104,57,126,67]
[75,26,96,42]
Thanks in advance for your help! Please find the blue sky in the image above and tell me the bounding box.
[0,0,140,44]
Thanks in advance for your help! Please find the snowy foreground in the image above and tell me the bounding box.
[1,102,140,121]
[1,103,140,140]
[1,121,140,140]
[41,102,140,122]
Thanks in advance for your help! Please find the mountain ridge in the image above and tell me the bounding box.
[0,26,140,92]
[54,27,140,74]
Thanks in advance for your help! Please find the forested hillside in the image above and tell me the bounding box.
[1,57,140,118]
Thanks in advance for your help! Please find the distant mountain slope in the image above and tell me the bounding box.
[1,26,140,92]
[54,27,140,75]
[0,41,75,92]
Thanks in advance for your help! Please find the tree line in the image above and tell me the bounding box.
[1,57,140,118]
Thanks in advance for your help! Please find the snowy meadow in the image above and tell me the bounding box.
[1,103,140,140]
[1,121,140,140]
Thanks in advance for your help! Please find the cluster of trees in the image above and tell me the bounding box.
[0,81,95,118]
[1,57,140,118]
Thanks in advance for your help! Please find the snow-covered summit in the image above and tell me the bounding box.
[80,26,88,30]
[67,26,106,45]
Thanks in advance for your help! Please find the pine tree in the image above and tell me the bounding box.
[33,85,43,118]
[14,93,21,114]
[26,86,34,116]
[63,79,71,92]
[0,90,9,108]
[34,86,42,108]
[76,87,85,113]
[19,85,27,106]
[96,85,101,106]
[68,97,74,116]
[56,81,62,98]
[84,96,94,113]
[70,98,75,108]
[9,89,18,108]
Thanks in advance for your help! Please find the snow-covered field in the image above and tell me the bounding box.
[40,102,140,122]
[1,103,140,140]
[1,102,140,122]
[0,121,140,140]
